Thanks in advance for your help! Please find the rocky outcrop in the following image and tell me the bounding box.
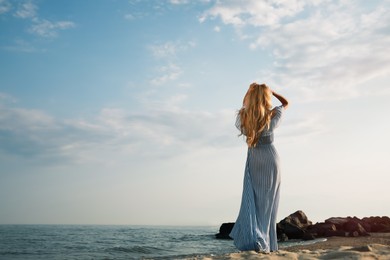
[307,222,339,237]
[277,210,312,240]
[216,211,390,241]
[215,222,234,239]
[362,216,390,232]
[324,217,349,229]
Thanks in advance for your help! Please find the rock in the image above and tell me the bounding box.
[308,223,336,237]
[343,220,369,236]
[324,217,349,229]
[349,231,360,237]
[279,233,289,242]
[215,222,234,239]
[277,223,285,240]
[371,223,390,232]
[302,232,316,240]
[277,210,312,239]
[363,216,390,225]
[286,210,313,228]
[349,216,372,232]
[283,222,306,239]
[324,230,347,237]
[362,216,390,232]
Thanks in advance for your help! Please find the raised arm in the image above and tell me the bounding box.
[271,90,289,109]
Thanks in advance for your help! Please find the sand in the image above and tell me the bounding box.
[202,233,390,260]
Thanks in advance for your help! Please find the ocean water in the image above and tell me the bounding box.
[0,225,325,259]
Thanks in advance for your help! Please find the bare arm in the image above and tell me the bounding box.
[271,90,289,109]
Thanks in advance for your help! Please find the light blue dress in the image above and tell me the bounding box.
[230,106,283,252]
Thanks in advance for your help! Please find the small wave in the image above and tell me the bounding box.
[0,251,31,256]
[63,245,89,250]
[106,245,163,254]
[171,233,214,242]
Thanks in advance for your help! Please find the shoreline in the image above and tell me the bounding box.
[202,233,390,259]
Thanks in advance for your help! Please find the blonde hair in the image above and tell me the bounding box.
[238,83,272,147]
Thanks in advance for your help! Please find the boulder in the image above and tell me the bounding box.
[215,222,234,239]
[348,217,371,232]
[362,216,390,232]
[325,217,372,233]
[324,217,349,229]
[343,220,369,236]
[308,223,336,237]
[371,223,390,232]
[285,210,313,228]
[302,232,316,240]
[324,230,347,237]
[277,210,312,240]
[282,222,306,239]
[349,231,360,237]
[277,230,289,242]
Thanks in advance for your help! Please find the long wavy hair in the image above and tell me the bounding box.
[238,83,273,147]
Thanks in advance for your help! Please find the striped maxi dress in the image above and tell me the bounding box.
[229,105,284,252]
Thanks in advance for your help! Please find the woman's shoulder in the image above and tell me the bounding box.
[271,105,283,118]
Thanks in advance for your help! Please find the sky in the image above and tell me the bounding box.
[0,0,389,226]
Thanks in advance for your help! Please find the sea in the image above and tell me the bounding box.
[0,225,326,259]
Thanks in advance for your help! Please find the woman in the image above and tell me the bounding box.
[229,83,289,253]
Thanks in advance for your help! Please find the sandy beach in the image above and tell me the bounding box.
[203,233,390,259]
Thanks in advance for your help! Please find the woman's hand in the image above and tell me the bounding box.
[271,89,289,109]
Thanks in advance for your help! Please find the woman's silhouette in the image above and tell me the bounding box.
[230,83,289,253]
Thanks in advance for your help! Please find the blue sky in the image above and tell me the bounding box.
[1,0,389,225]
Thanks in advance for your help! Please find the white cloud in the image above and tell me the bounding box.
[150,42,178,59]
[1,39,44,53]
[148,41,196,86]
[214,26,221,32]
[0,105,64,160]
[14,1,37,18]
[124,13,134,20]
[0,97,238,164]
[279,114,326,141]
[0,92,16,103]
[257,2,390,100]
[1,1,75,39]
[202,0,390,101]
[200,0,315,27]
[29,18,75,38]
[149,41,196,59]
[169,0,188,4]
[150,63,182,85]
[0,0,11,14]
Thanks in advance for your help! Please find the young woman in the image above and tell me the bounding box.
[229,83,289,253]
